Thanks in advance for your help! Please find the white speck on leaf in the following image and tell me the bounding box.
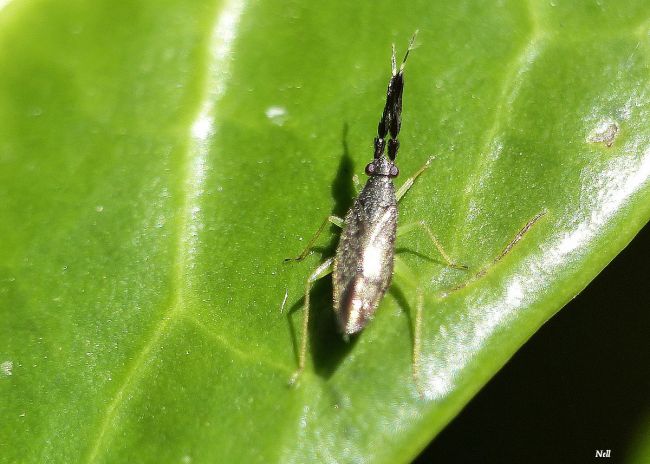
[265,106,287,126]
[1,360,13,376]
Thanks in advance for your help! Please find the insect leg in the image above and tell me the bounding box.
[398,221,468,270]
[487,210,547,270]
[284,215,343,262]
[446,210,548,294]
[393,255,425,395]
[289,257,334,385]
[396,156,434,202]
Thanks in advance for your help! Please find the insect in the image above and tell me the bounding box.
[286,33,545,387]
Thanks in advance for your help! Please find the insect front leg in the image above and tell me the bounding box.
[289,257,334,386]
[396,155,434,202]
[398,221,468,270]
[284,215,344,262]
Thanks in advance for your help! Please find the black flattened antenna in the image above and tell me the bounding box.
[372,31,419,167]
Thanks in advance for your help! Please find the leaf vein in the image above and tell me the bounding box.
[450,5,546,253]
[183,314,293,375]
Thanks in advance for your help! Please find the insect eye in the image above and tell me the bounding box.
[389,165,399,177]
[365,163,376,175]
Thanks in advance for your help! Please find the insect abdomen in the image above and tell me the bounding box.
[333,177,397,334]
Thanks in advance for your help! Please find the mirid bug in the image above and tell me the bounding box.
[286,33,545,387]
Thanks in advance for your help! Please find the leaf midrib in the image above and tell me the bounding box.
[82,1,293,461]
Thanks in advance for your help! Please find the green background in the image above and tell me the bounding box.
[1,0,649,462]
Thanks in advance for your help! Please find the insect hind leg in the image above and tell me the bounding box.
[445,210,548,295]
[393,210,547,395]
[288,257,334,386]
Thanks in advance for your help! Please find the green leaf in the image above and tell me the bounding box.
[424,224,650,462]
[1,0,649,462]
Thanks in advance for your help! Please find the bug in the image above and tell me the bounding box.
[286,33,545,387]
